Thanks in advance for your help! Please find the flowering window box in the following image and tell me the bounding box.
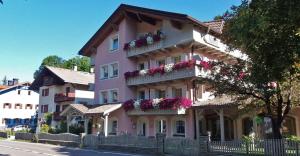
[122,97,192,112]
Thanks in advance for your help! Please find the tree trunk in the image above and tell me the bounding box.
[271,117,282,139]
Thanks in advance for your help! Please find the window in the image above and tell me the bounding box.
[111,63,119,78]
[42,88,49,96]
[172,88,182,97]
[3,103,11,109]
[100,65,109,79]
[242,117,253,136]
[174,120,185,137]
[111,90,118,103]
[110,35,119,51]
[110,120,118,135]
[18,90,21,95]
[172,56,181,64]
[157,59,165,67]
[138,91,145,100]
[55,105,60,112]
[138,63,145,70]
[15,103,22,109]
[156,120,167,133]
[25,104,33,109]
[28,91,31,95]
[100,91,108,104]
[156,90,166,98]
[41,105,48,113]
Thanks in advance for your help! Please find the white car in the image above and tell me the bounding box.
[12,125,27,132]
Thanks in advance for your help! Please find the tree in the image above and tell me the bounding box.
[213,15,223,20]
[198,0,300,139]
[1,76,7,85]
[34,55,91,79]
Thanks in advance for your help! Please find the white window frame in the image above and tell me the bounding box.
[110,34,119,52]
[110,62,119,78]
[110,89,119,103]
[155,117,167,134]
[100,65,109,80]
[172,117,186,137]
[100,62,119,80]
[108,117,118,135]
[172,87,183,98]
[100,91,108,104]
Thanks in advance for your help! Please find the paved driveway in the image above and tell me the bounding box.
[0,140,145,156]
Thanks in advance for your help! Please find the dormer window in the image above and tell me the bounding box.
[110,34,119,51]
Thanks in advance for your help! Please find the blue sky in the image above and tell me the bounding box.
[0,0,240,82]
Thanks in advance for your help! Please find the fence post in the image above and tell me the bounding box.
[297,142,299,156]
[156,133,166,155]
[246,141,249,155]
[199,136,209,155]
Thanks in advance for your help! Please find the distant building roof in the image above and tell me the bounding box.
[30,66,94,90]
[203,20,225,33]
[45,66,94,85]
[0,85,8,90]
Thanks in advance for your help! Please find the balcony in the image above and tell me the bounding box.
[127,40,164,57]
[53,112,64,121]
[125,59,208,86]
[54,93,75,103]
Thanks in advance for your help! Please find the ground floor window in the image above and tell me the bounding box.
[282,116,296,136]
[242,117,253,136]
[110,120,118,135]
[156,120,166,133]
[173,120,185,137]
[137,119,148,136]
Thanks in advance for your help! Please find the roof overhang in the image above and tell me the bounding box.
[78,4,221,57]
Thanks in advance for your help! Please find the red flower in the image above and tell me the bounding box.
[124,70,139,79]
[153,34,161,42]
[237,72,245,80]
[200,61,211,70]
[140,99,153,111]
[123,100,134,111]
[123,43,130,51]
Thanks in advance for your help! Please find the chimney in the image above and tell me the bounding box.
[12,78,19,85]
[90,67,94,73]
[73,65,78,71]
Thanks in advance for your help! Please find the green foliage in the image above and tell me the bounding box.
[34,55,91,79]
[213,15,223,20]
[69,125,84,135]
[48,121,67,134]
[40,124,50,133]
[198,0,300,139]
[242,135,252,143]
[285,135,300,142]
[44,113,53,126]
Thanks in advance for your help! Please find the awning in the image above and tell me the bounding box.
[60,103,122,117]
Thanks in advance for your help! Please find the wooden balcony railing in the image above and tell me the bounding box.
[126,66,201,86]
[54,93,75,103]
[53,112,64,121]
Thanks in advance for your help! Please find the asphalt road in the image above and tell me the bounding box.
[0,140,144,156]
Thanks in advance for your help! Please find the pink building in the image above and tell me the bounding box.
[62,4,300,141]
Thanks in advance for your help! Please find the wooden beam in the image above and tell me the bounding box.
[111,23,119,31]
[138,13,157,25]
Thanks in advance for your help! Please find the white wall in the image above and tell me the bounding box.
[0,88,39,127]
[74,90,94,105]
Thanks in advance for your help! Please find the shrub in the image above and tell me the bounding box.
[40,124,50,133]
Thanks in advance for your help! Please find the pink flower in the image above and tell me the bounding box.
[200,61,211,70]
[237,72,245,80]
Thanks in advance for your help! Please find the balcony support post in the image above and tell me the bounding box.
[84,117,89,135]
[104,115,109,136]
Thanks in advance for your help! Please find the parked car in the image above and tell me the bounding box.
[12,125,28,132]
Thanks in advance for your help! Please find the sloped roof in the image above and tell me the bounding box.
[79,4,221,56]
[203,20,225,33]
[45,66,94,85]
[0,82,31,95]
[60,103,122,116]
[193,95,236,108]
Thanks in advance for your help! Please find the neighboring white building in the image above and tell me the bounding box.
[30,66,94,129]
[0,82,39,130]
